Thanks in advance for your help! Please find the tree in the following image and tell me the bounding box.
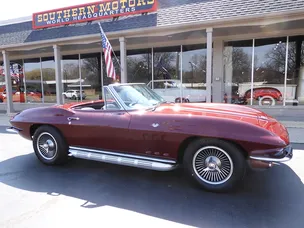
[263,41,304,84]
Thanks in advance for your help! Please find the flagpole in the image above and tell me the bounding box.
[98,22,122,72]
[100,52,105,101]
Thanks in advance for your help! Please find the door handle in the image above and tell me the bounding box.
[67,117,80,121]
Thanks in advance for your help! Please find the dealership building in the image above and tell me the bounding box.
[0,0,304,115]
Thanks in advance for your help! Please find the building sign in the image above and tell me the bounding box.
[32,0,158,29]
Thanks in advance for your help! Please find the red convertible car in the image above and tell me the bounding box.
[7,83,293,193]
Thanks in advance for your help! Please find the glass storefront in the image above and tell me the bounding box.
[62,55,81,103]
[127,48,152,84]
[182,44,207,103]
[23,58,42,103]
[0,61,5,103]
[1,35,303,108]
[224,36,304,107]
[223,40,253,105]
[80,53,102,101]
[41,57,56,103]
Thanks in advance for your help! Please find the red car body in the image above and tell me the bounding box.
[7,83,293,193]
[244,87,283,101]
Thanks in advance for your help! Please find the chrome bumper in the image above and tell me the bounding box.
[249,145,293,163]
[6,126,21,134]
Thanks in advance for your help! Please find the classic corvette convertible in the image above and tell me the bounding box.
[7,83,293,193]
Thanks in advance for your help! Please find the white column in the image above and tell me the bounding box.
[2,50,14,114]
[206,28,213,103]
[212,40,224,103]
[53,45,63,104]
[224,46,233,103]
[119,37,127,83]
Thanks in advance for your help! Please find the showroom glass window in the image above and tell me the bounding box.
[23,58,42,103]
[223,40,253,105]
[62,55,81,103]
[80,53,102,101]
[41,57,56,103]
[182,44,207,103]
[253,37,287,106]
[127,48,152,84]
[0,61,5,103]
[151,45,182,103]
[286,36,304,106]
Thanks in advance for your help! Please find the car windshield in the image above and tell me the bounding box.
[111,84,166,110]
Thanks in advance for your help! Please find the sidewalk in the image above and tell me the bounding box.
[0,114,303,143]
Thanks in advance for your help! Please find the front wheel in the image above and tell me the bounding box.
[183,138,246,193]
[32,125,69,165]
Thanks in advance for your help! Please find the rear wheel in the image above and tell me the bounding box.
[32,125,69,165]
[183,138,246,193]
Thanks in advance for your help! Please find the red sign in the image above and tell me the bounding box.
[32,0,158,29]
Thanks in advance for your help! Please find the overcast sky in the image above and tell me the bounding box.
[0,0,94,21]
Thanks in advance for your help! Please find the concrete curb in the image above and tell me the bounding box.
[280,121,304,128]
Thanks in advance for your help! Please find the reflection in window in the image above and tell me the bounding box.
[42,57,56,103]
[182,44,207,103]
[152,46,181,102]
[127,49,152,84]
[153,46,181,81]
[253,38,287,106]
[62,55,81,103]
[0,61,5,103]
[24,58,42,103]
[81,53,101,101]
[287,36,304,106]
[224,40,253,105]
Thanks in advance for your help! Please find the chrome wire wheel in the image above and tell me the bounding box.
[192,146,234,185]
[36,132,58,161]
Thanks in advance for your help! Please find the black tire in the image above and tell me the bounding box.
[183,138,246,193]
[32,125,69,165]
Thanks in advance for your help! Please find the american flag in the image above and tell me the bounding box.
[98,22,117,80]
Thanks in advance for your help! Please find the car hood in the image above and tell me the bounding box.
[155,103,289,144]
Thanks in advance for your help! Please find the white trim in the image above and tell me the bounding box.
[0,16,31,26]
[151,47,154,90]
[180,45,183,102]
[250,39,255,106]
[216,28,304,42]
[283,36,289,106]
[206,28,213,103]
[5,37,209,61]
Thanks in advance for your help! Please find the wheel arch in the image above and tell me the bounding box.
[177,136,249,164]
[30,123,64,139]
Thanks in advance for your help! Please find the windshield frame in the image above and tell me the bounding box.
[105,83,166,111]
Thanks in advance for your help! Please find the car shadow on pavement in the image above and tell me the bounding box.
[0,153,303,228]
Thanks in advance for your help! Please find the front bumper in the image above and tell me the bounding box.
[6,126,21,134]
[249,145,293,163]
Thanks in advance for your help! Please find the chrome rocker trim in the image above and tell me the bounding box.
[249,145,293,163]
[68,146,177,172]
[6,126,21,134]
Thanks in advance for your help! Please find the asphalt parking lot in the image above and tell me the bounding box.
[0,126,304,228]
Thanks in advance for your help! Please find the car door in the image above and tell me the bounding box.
[65,109,131,153]
[62,89,131,153]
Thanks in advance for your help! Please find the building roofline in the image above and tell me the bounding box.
[0,15,32,26]
[1,8,304,51]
